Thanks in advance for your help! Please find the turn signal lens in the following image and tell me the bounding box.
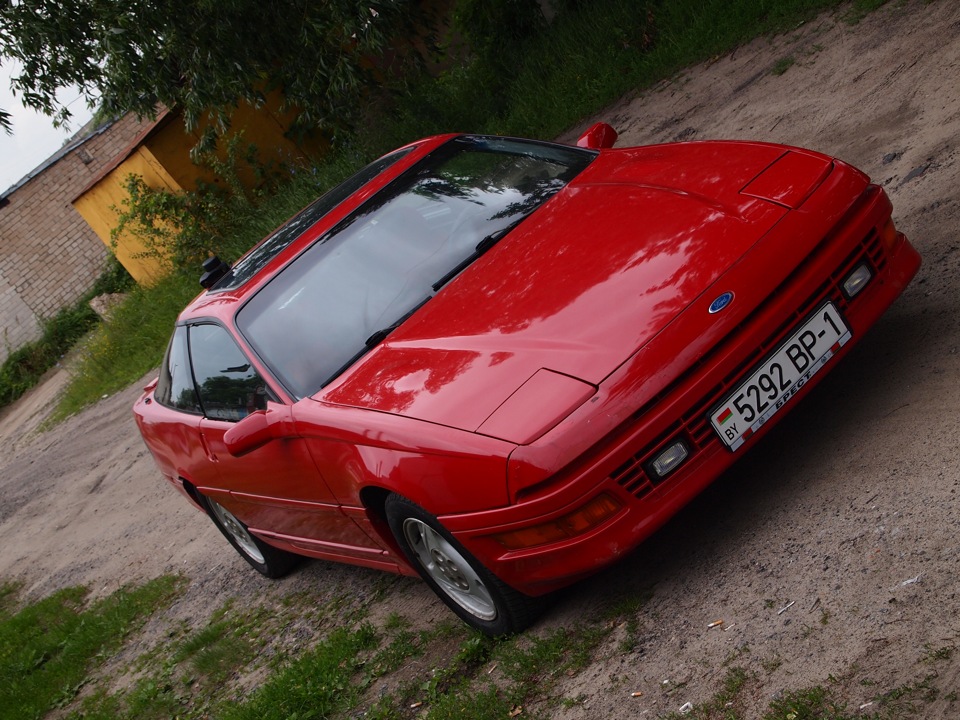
[878,217,899,251]
[493,493,622,550]
[841,262,873,300]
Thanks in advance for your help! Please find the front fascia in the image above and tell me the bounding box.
[506,160,876,494]
[433,173,920,596]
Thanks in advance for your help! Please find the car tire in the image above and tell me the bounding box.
[384,493,543,636]
[201,495,299,578]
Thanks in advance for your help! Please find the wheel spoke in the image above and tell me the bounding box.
[402,518,497,621]
[209,499,266,565]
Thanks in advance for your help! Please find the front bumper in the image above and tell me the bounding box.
[440,185,921,596]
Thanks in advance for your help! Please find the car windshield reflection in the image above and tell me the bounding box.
[236,137,594,399]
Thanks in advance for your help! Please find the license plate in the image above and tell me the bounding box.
[711,302,851,451]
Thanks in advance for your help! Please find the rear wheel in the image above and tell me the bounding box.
[201,495,299,578]
[384,494,542,635]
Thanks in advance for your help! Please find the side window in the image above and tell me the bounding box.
[188,323,273,422]
[155,326,202,413]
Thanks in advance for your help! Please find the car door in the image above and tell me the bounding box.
[185,322,393,567]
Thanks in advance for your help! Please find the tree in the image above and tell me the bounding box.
[0,0,408,138]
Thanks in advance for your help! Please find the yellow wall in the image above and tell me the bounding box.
[72,146,181,285]
[73,93,328,285]
[147,91,327,193]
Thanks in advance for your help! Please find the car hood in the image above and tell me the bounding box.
[321,142,822,439]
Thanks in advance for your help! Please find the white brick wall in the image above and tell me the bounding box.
[0,113,150,364]
[0,268,41,354]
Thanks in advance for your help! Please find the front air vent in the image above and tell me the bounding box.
[610,456,656,499]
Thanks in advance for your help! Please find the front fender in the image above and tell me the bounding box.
[295,400,515,515]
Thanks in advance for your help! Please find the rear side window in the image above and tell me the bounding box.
[155,323,276,421]
[155,326,201,413]
[188,324,272,421]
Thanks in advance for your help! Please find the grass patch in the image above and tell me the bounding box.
[877,674,942,715]
[654,646,960,720]
[844,0,893,24]
[218,624,378,720]
[175,619,256,683]
[51,273,201,420]
[0,581,21,617]
[602,587,655,653]
[67,594,379,720]
[3,575,955,720]
[374,0,865,149]
[771,55,797,75]
[365,624,609,719]
[921,642,954,663]
[658,667,750,720]
[765,685,863,720]
[0,576,183,720]
[656,671,867,720]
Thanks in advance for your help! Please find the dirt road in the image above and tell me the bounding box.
[2,1,959,716]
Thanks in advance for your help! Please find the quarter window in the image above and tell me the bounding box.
[155,326,201,413]
[188,324,273,422]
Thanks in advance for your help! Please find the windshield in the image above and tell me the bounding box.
[236,136,594,399]
[211,147,415,291]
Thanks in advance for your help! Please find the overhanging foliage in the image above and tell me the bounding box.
[0,0,411,136]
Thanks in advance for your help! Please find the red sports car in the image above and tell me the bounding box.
[134,124,920,635]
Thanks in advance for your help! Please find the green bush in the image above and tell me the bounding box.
[111,135,299,270]
[0,258,134,409]
[452,0,545,69]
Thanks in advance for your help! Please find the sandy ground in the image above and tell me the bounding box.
[2,1,960,716]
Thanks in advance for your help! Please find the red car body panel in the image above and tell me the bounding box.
[323,142,797,432]
[134,133,920,598]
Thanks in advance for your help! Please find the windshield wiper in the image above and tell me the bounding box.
[364,297,431,348]
[323,298,431,388]
[431,219,524,292]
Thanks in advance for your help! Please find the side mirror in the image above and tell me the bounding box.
[223,403,291,456]
[576,122,618,149]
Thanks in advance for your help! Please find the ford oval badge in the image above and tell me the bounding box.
[709,292,734,314]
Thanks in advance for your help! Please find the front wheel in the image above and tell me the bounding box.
[384,494,542,635]
[201,495,299,578]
